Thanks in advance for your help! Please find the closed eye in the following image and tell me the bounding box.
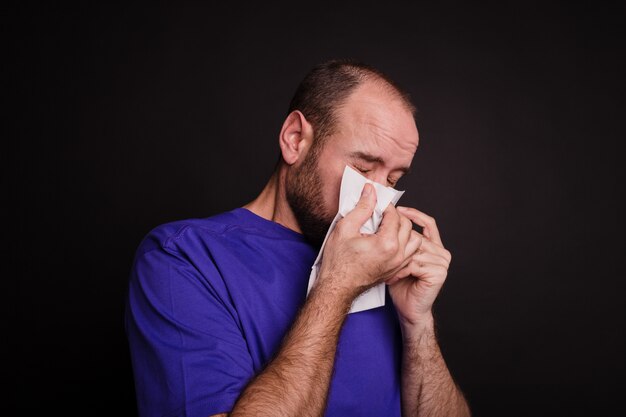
[354,165,371,174]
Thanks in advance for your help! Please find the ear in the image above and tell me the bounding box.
[278,110,314,165]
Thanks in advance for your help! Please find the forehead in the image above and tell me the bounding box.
[332,81,419,161]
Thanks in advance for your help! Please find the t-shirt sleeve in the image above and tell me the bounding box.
[125,242,254,417]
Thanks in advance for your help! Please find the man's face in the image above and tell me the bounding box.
[286,81,420,246]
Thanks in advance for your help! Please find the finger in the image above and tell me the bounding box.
[408,262,448,285]
[388,259,450,286]
[376,203,401,238]
[403,229,423,259]
[385,272,408,285]
[398,213,413,251]
[411,251,450,268]
[341,183,377,234]
[416,237,452,263]
[385,258,413,284]
[396,206,443,246]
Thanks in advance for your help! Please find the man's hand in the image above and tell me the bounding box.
[386,207,452,334]
[231,185,420,417]
[385,207,470,417]
[315,183,417,300]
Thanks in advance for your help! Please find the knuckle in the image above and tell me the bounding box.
[357,200,373,211]
[391,253,404,268]
[381,238,398,254]
[434,264,448,276]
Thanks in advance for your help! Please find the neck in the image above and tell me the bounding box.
[243,166,303,235]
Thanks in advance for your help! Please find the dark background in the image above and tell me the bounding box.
[8,2,624,416]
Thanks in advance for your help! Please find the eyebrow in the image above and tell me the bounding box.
[348,151,411,175]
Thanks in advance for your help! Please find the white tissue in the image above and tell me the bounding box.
[307,165,405,313]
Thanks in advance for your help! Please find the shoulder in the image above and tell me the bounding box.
[127,210,249,306]
[130,207,308,278]
[133,209,245,258]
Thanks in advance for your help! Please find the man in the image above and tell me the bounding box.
[125,59,470,417]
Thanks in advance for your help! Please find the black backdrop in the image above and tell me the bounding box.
[9,2,624,416]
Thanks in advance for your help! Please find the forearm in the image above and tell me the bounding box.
[231,282,353,417]
[400,315,470,417]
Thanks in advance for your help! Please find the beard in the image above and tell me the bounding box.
[285,146,334,248]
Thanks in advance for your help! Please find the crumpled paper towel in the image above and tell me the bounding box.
[306,165,405,313]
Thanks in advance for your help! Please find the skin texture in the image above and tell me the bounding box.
[285,131,330,247]
[225,79,471,417]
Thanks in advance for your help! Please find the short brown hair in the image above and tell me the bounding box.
[287,59,416,147]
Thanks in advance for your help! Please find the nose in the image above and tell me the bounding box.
[372,171,389,186]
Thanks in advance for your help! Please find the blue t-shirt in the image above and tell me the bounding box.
[125,207,402,417]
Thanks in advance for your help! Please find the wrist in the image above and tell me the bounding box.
[309,275,358,312]
[399,312,435,345]
[313,270,363,303]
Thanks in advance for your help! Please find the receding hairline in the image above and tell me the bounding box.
[362,73,416,114]
[341,74,417,116]
[326,63,417,117]
[312,67,416,148]
[283,60,418,163]
[288,60,416,118]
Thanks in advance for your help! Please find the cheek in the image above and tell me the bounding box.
[315,142,349,215]
[325,186,340,216]
[318,164,344,216]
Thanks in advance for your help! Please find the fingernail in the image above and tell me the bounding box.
[362,183,372,196]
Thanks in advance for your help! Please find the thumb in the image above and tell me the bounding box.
[342,183,377,232]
